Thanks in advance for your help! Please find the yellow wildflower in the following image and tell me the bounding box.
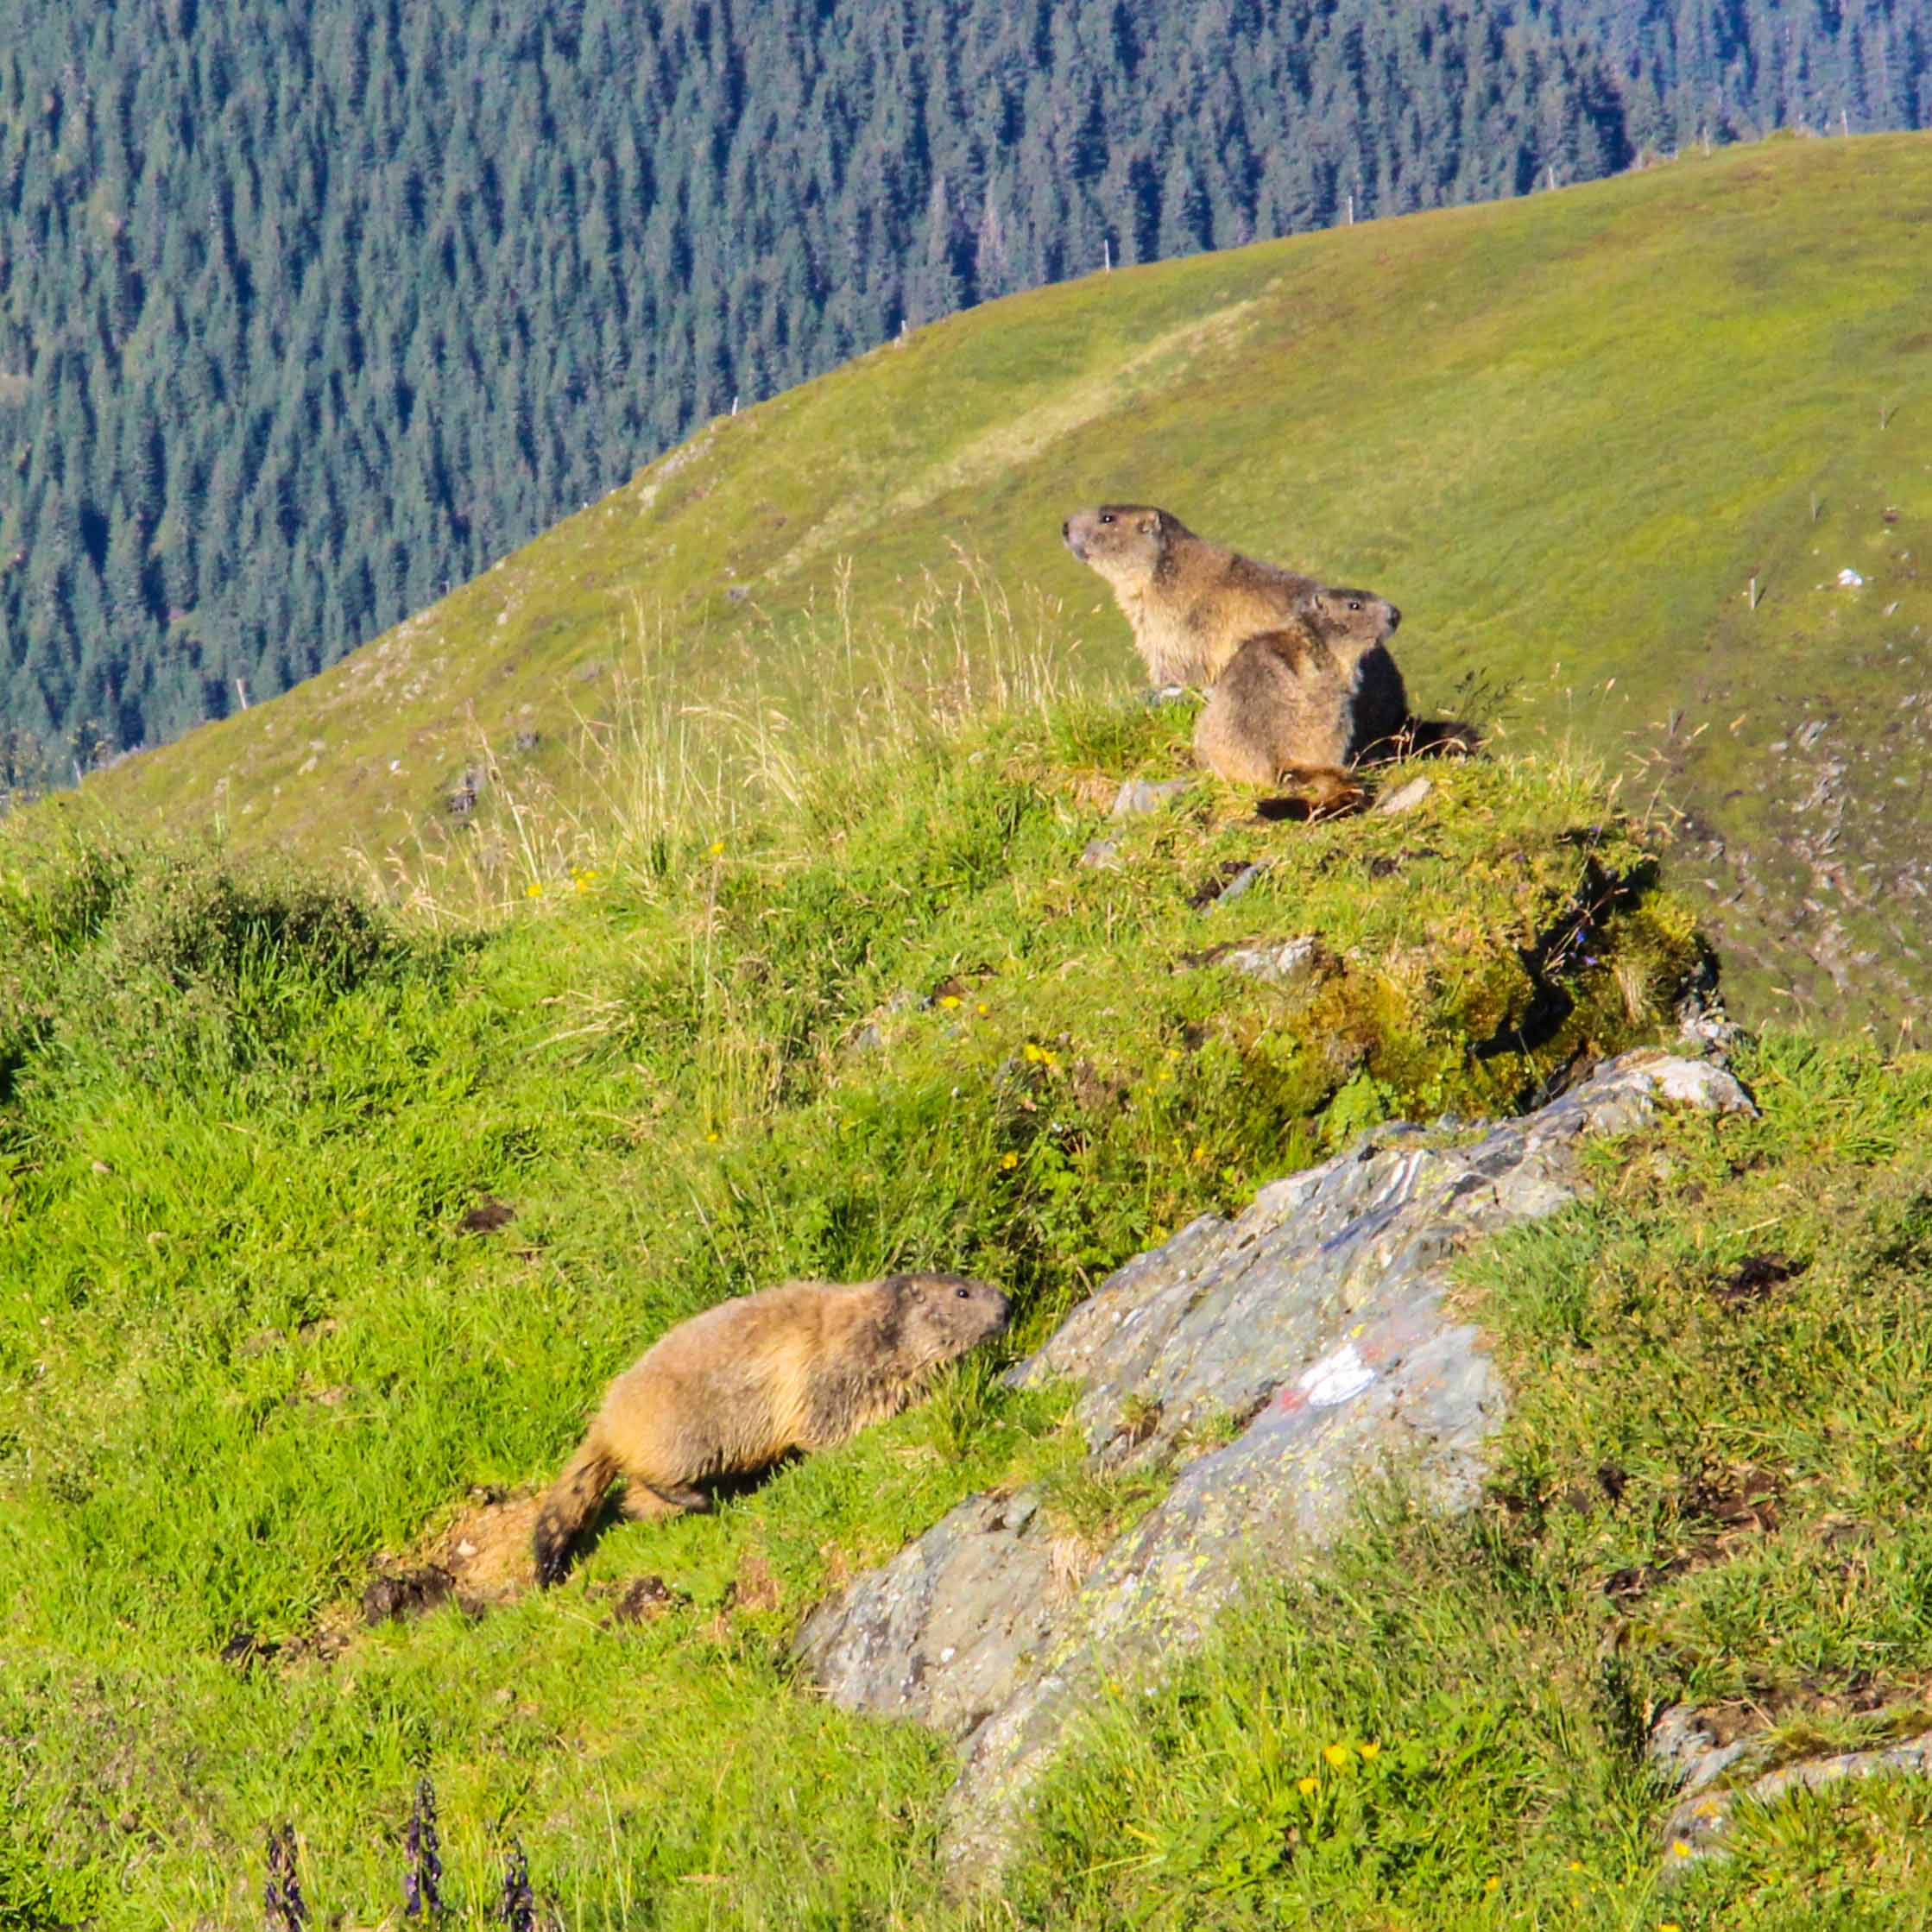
[1567,1861,1584,1873]
[525,881,544,899]
[1669,1840,1695,1860]
[1484,1877,1500,1895]
[1296,1777,1318,1796]
[938,995,962,1009]
[708,839,726,857]
[1660,1923,1683,1932]
[976,1001,990,1016]
[1022,1043,1043,1064]
[1000,1152,1019,1171]
[704,1132,720,1144]
[1358,1741,1380,1762]
[1323,1743,1350,1770]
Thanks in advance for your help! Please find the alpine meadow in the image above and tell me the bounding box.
[4,16,1932,1931]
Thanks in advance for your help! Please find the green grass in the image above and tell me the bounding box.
[1012,1028,1932,1930]
[79,131,1932,1027]
[8,674,1932,1923]
[3,683,1710,1928]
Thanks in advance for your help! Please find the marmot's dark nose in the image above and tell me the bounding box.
[1385,603,1402,629]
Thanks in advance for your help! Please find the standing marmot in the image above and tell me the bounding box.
[532,1272,1010,1585]
[1062,504,1323,689]
[1193,584,1405,807]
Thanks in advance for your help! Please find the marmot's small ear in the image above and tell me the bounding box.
[1139,511,1161,537]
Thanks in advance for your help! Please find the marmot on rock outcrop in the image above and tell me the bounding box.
[532,1273,1010,1586]
[1193,584,1405,809]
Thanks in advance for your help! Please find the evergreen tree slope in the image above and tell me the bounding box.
[88,132,1932,1026]
[3,2,1929,760]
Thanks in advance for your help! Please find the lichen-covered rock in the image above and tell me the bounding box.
[1651,1699,1932,1877]
[793,1050,1754,1885]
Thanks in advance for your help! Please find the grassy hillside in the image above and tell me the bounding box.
[0,672,1702,1924]
[85,131,1932,1027]
[9,682,1932,1926]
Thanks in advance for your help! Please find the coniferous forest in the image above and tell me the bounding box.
[3,0,1929,767]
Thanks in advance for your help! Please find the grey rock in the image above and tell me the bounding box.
[1374,775,1433,816]
[1077,837,1123,871]
[1211,934,1322,988]
[1651,1700,1932,1877]
[1210,862,1262,905]
[850,988,920,1052]
[1110,778,1194,819]
[794,1050,1755,1885]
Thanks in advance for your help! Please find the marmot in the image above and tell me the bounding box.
[1193,584,1405,808]
[1063,504,1323,689]
[1063,503,1477,767]
[532,1272,1010,1585]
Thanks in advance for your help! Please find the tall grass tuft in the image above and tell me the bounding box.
[353,553,1089,927]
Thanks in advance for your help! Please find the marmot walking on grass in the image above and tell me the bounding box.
[1193,584,1405,811]
[532,1273,1010,1585]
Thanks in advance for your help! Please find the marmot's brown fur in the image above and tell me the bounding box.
[1063,503,1478,775]
[1193,584,1403,807]
[532,1273,1010,1585]
[1063,504,1323,689]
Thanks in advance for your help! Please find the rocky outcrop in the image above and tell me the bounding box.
[793,1049,1754,1885]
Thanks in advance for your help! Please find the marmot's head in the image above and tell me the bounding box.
[1062,505,1191,590]
[886,1272,1011,1366]
[1297,584,1400,657]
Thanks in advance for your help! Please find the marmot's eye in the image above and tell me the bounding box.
[956,1286,970,1298]
[1098,512,1114,525]
[1348,600,1362,610]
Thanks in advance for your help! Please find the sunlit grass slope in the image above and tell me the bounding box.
[91,132,1932,1026]
[3,685,1712,1927]
[11,686,1932,1924]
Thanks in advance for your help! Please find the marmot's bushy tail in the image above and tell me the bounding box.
[533,1428,619,1588]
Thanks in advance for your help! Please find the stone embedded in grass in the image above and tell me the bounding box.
[1374,775,1432,816]
[1652,1699,1932,1877]
[1176,934,1324,989]
[1187,860,1260,909]
[1109,777,1194,819]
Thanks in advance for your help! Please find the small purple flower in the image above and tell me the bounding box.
[498,1838,536,1932]
[264,1822,307,1931]
[404,1777,445,1919]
